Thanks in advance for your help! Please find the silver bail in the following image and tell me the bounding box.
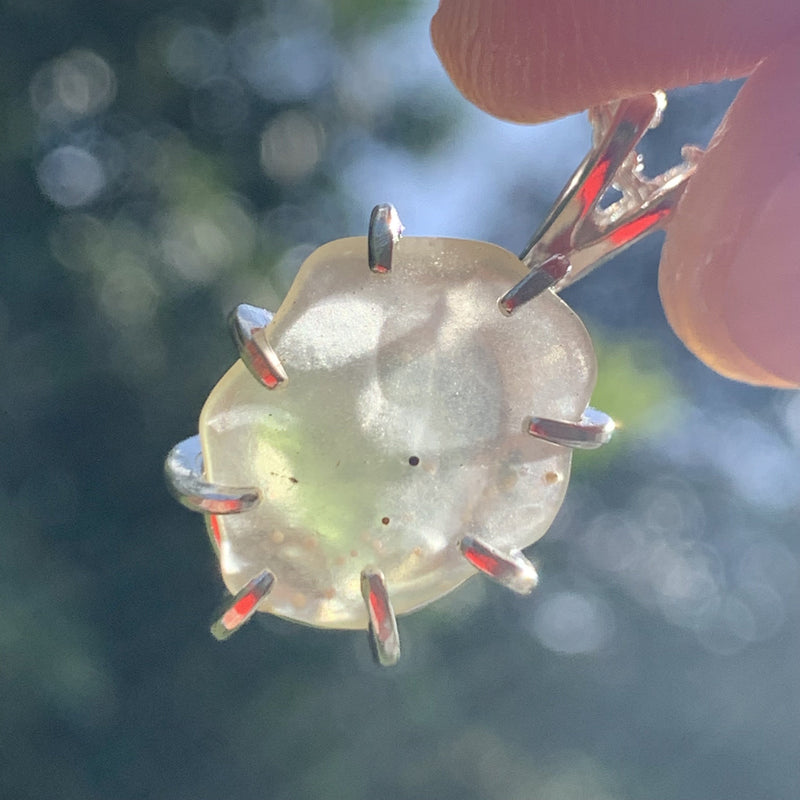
[518,91,699,292]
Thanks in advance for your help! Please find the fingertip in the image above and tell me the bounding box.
[432,0,800,123]
[659,38,800,388]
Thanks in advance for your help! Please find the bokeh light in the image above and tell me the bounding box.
[259,110,325,182]
[37,145,106,207]
[529,590,615,654]
[30,48,116,125]
[2,1,799,799]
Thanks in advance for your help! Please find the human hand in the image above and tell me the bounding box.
[431,0,800,388]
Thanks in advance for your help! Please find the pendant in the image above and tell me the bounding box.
[165,92,697,665]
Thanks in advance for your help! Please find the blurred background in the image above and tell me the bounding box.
[2,1,799,798]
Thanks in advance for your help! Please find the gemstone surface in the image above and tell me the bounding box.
[200,236,597,629]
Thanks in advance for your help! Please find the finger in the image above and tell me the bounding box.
[659,37,800,388]
[431,0,800,122]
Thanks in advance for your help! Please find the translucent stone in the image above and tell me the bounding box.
[200,236,597,629]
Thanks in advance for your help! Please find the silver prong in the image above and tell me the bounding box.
[518,92,698,289]
[459,535,539,594]
[165,435,260,514]
[360,566,400,666]
[527,406,615,450]
[498,254,571,315]
[229,303,287,389]
[211,570,275,640]
[368,203,404,274]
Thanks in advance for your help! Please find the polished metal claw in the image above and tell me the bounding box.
[211,570,275,640]
[527,407,615,450]
[368,203,404,274]
[229,303,287,389]
[459,535,539,594]
[164,435,260,514]
[360,567,400,666]
[519,92,699,291]
[498,254,571,315]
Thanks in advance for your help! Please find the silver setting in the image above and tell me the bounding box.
[164,435,260,514]
[368,203,404,274]
[527,406,615,450]
[229,303,287,389]
[519,92,699,291]
[459,535,539,595]
[498,254,571,315]
[360,566,400,666]
[211,570,275,640]
[164,90,689,659]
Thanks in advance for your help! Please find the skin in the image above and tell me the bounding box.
[431,0,800,387]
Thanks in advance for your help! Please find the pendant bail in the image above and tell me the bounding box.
[516,91,699,295]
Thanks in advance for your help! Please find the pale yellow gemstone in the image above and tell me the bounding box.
[200,236,596,629]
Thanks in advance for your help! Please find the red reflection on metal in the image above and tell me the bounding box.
[578,157,611,207]
[368,586,391,633]
[462,546,501,577]
[260,367,281,389]
[608,207,670,246]
[209,514,222,546]
[208,497,241,514]
[245,340,281,388]
[221,590,258,631]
